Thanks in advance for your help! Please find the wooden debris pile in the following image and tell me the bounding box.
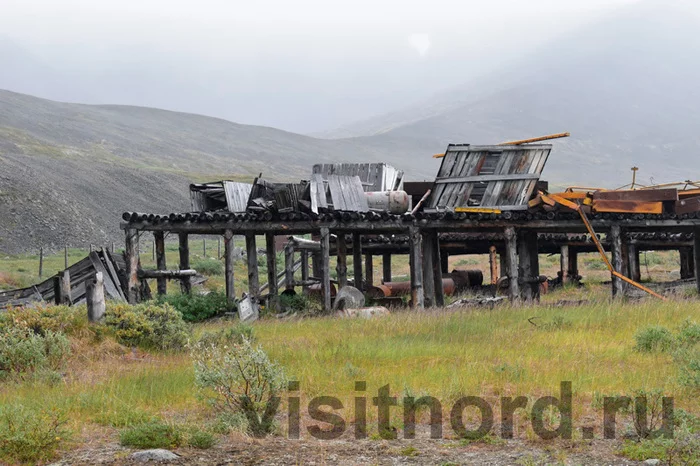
[0,249,127,308]
[528,185,700,217]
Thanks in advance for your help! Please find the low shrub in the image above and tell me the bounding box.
[0,327,71,379]
[0,304,87,336]
[677,320,700,347]
[187,429,216,449]
[191,258,224,276]
[197,324,255,346]
[157,292,234,322]
[0,405,69,464]
[278,293,319,314]
[104,302,190,351]
[119,421,183,449]
[634,326,675,353]
[191,338,286,436]
[674,347,700,389]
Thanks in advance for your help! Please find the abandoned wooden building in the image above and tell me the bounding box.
[118,143,700,311]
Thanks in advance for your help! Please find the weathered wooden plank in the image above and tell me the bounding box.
[504,227,519,302]
[300,250,310,293]
[560,244,569,285]
[178,233,191,295]
[284,242,295,291]
[246,234,259,298]
[154,231,167,296]
[86,272,105,322]
[422,231,436,307]
[629,244,641,282]
[88,251,121,300]
[224,229,235,301]
[125,228,139,303]
[596,188,678,202]
[432,233,444,307]
[518,230,540,302]
[265,233,278,310]
[382,253,392,283]
[610,225,625,297]
[320,227,332,311]
[409,227,424,309]
[223,181,254,212]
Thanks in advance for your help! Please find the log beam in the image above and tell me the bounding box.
[125,228,140,303]
[265,233,278,310]
[504,227,519,302]
[610,224,625,298]
[409,226,424,309]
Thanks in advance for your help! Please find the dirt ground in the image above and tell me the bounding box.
[53,435,646,465]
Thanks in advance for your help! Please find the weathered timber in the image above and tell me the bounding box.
[504,227,519,302]
[265,233,278,310]
[336,235,348,289]
[284,242,295,291]
[224,229,235,301]
[695,228,700,294]
[408,226,424,308]
[245,234,259,298]
[300,249,310,293]
[676,197,700,215]
[680,246,695,280]
[138,269,197,278]
[518,230,540,302]
[319,227,332,312]
[595,189,678,202]
[352,233,363,290]
[125,228,139,303]
[154,231,167,295]
[86,272,106,322]
[610,224,625,297]
[489,245,498,285]
[629,244,641,283]
[422,231,436,307]
[365,253,374,288]
[178,233,192,294]
[382,253,392,283]
[432,233,445,307]
[560,244,569,284]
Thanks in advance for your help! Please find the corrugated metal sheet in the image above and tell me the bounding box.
[427,144,551,211]
[223,182,253,213]
[312,163,404,192]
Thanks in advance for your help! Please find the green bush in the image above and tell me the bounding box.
[187,429,216,449]
[191,338,286,436]
[0,327,71,379]
[191,258,224,276]
[104,302,190,351]
[197,324,255,346]
[278,293,319,314]
[634,326,675,353]
[674,347,700,389]
[0,304,86,336]
[119,421,183,449]
[677,320,700,347]
[157,292,234,322]
[0,405,69,464]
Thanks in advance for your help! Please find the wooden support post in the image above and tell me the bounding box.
[320,227,332,312]
[365,253,374,288]
[352,233,363,290]
[504,227,519,302]
[440,250,449,274]
[489,245,498,285]
[560,244,569,285]
[518,230,540,302]
[610,224,625,298]
[265,233,279,310]
[60,269,72,305]
[621,233,630,278]
[409,226,424,309]
[64,243,68,269]
[284,242,294,291]
[422,231,436,307]
[336,234,348,289]
[224,230,235,301]
[300,250,310,293]
[86,272,105,322]
[125,228,139,303]
[629,244,641,283]
[568,250,579,283]
[178,233,192,294]
[680,247,695,280]
[246,234,259,299]
[382,253,392,283]
[694,228,700,295]
[154,231,167,296]
[311,233,321,279]
[432,233,445,307]
[38,247,43,279]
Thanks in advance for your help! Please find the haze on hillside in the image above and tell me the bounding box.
[1,0,641,133]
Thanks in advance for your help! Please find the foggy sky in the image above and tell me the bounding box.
[0,0,643,133]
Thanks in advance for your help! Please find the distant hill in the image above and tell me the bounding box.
[0,90,415,253]
[322,0,700,188]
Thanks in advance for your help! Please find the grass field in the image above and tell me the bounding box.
[0,247,698,463]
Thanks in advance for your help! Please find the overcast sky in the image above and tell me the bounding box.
[1,0,643,133]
